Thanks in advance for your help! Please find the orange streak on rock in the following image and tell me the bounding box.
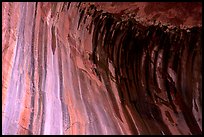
[17,73,31,134]
[2,2,20,115]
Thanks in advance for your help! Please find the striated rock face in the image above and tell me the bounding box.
[2,2,202,135]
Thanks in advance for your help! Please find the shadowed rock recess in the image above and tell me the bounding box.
[2,2,202,135]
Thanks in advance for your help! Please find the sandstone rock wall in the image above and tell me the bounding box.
[2,2,202,135]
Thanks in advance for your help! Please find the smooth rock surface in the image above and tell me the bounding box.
[2,2,202,135]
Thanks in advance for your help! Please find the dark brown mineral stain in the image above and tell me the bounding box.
[51,25,56,55]
[91,5,202,134]
[2,2,202,135]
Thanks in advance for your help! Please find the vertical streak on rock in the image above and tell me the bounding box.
[174,28,202,134]
[96,14,129,128]
[191,28,202,130]
[77,8,85,29]
[40,20,48,135]
[51,26,56,55]
[37,17,44,134]
[67,2,71,11]
[2,2,27,135]
[57,37,70,132]
[61,2,65,11]
[29,2,38,134]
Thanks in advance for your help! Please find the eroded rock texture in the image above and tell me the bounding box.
[2,2,202,135]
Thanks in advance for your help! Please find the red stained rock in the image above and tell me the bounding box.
[2,2,202,135]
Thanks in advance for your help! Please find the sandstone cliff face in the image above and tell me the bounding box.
[2,2,202,135]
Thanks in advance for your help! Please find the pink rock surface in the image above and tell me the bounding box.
[2,2,202,135]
